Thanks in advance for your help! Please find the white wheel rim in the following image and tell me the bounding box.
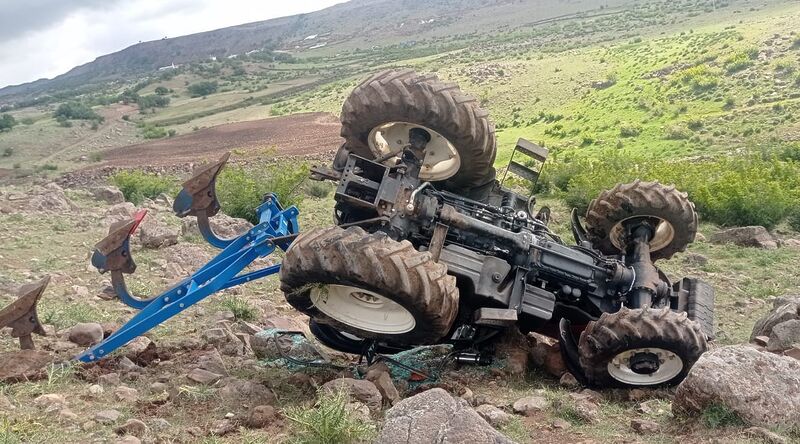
[609,216,675,253]
[607,347,683,385]
[367,121,461,181]
[310,284,416,334]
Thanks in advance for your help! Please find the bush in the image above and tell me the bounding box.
[139,124,168,139]
[155,86,170,95]
[724,52,754,73]
[543,151,800,229]
[219,296,257,321]
[187,81,218,97]
[305,181,332,198]
[674,65,719,92]
[111,170,176,204]
[54,102,101,121]
[216,160,308,224]
[663,124,692,140]
[285,388,376,444]
[137,94,170,109]
[0,113,17,131]
[618,123,641,138]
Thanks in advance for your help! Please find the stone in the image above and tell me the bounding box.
[114,385,139,402]
[559,372,580,388]
[59,408,79,421]
[124,336,152,356]
[187,368,223,385]
[117,357,141,372]
[27,188,75,212]
[218,378,277,410]
[527,332,566,377]
[378,388,513,444]
[68,322,104,346]
[783,239,800,249]
[115,436,141,444]
[683,252,709,266]
[149,382,169,393]
[551,418,570,430]
[115,418,147,437]
[459,387,475,406]
[181,214,253,239]
[198,348,229,376]
[673,346,800,427]
[751,296,800,342]
[106,202,137,219]
[512,395,549,416]
[92,186,125,204]
[0,350,52,382]
[34,393,66,409]
[753,336,770,347]
[139,222,179,249]
[88,384,104,395]
[202,328,228,344]
[496,327,529,375]
[745,426,789,444]
[98,372,121,386]
[784,346,800,361]
[365,368,400,406]
[474,404,513,427]
[95,409,122,424]
[245,405,278,428]
[149,418,172,431]
[710,226,778,249]
[210,419,236,436]
[0,394,15,412]
[630,418,660,433]
[767,319,800,352]
[321,378,382,413]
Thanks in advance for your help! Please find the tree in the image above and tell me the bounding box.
[54,102,102,121]
[154,86,169,95]
[0,113,17,131]
[187,81,218,98]
[137,94,170,109]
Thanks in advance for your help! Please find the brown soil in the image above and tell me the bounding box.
[99,112,342,168]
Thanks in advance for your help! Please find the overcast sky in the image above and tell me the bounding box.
[0,0,345,88]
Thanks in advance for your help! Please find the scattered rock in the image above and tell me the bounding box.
[630,418,660,433]
[378,388,513,444]
[114,436,141,444]
[123,336,152,356]
[115,418,147,437]
[753,336,770,347]
[365,368,400,406]
[784,346,800,361]
[559,372,580,388]
[88,384,104,395]
[149,418,172,431]
[139,222,179,249]
[95,409,122,424]
[321,378,382,413]
[149,382,169,393]
[0,350,52,382]
[474,404,512,427]
[59,408,78,421]
[114,385,139,402]
[458,387,475,406]
[745,426,789,444]
[551,418,570,430]
[218,378,277,410]
[187,368,223,385]
[512,394,549,416]
[92,186,125,204]
[496,327,529,375]
[197,348,229,376]
[710,226,778,249]
[673,346,800,427]
[106,202,137,219]
[210,419,237,436]
[527,332,565,377]
[117,356,141,372]
[34,393,66,409]
[683,252,709,266]
[27,187,76,213]
[245,405,278,429]
[767,319,800,352]
[783,239,800,250]
[98,372,121,386]
[181,214,253,239]
[68,322,104,346]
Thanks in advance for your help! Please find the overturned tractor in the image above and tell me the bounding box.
[2,69,714,388]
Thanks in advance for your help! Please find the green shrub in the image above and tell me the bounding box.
[137,94,170,109]
[139,124,168,139]
[701,404,744,428]
[187,81,218,97]
[663,124,692,140]
[618,123,641,138]
[724,53,754,73]
[216,160,308,224]
[0,113,17,131]
[788,207,800,232]
[674,65,719,92]
[54,102,102,121]
[285,388,376,444]
[305,181,332,198]
[219,296,257,321]
[111,170,176,204]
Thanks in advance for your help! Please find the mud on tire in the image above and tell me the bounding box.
[280,226,459,345]
[584,180,698,261]
[578,307,707,388]
[340,69,497,189]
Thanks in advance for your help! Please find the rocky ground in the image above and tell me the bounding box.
[1,179,800,444]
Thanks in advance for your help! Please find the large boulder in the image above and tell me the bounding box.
[92,186,125,204]
[139,222,179,249]
[27,185,76,213]
[377,388,514,444]
[673,345,800,428]
[181,214,253,239]
[751,296,800,354]
[710,226,777,249]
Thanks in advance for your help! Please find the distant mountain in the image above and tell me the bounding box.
[0,0,616,99]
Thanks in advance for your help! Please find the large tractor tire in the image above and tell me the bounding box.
[339,69,497,190]
[578,307,707,388]
[309,319,408,355]
[584,180,697,261]
[280,226,459,345]
[674,277,715,340]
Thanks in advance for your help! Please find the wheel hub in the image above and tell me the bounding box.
[310,284,416,334]
[367,121,461,181]
[607,347,683,385]
[609,216,675,254]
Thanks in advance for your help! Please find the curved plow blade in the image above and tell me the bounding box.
[0,276,49,350]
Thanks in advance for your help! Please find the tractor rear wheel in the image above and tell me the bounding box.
[584,180,697,261]
[280,226,459,345]
[578,307,707,388]
[309,319,408,355]
[339,69,497,190]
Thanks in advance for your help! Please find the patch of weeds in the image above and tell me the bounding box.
[305,182,332,199]
[285,387,376,444]
[110,170,176,204]
[178,385,217,403]
[219,295,258,321]
[40,303,109,330]
[499,416,529,442]
[701,404,744,428]
[45,362,76,386]
[544,390,586,425]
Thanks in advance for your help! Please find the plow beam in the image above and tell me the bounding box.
[173,152,235,249]
[76,196,299,363]
[0,276,49,350]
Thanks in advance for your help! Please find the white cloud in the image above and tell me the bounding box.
[0,0,345,88]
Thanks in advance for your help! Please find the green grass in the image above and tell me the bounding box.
[219,295,258,321]
[110,170,177,205]
[284,388,376,444]
[701,404,745,428]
